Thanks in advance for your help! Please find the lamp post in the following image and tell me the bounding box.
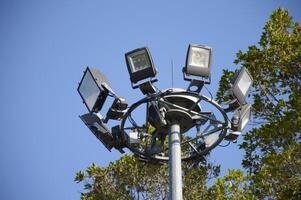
[77,44,253,200]
[168,121,182,200]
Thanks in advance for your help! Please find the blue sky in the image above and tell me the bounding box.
[0,0,300,199]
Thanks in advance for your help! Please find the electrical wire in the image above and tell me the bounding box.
[204,85,213,102]
[128,113,138,128]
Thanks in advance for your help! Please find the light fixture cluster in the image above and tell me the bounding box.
[77,43,253,153]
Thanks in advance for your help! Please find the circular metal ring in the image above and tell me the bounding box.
[121,89,230,162]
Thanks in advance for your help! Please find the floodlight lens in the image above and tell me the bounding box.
[79,71,101,112]
[125,47,156,84]
[237,71,253,97]
[189,47,210,69]
[231,67,253,105]
[239,104,252,131]
[185,44,212,78]
[129,50,151,72]
[240,110,250,130]
[240,115,249,130]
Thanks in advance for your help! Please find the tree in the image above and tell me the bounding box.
[217,8,301,199]
[75,155,220,200]
[207,169,254,200]
[76,8,301,199]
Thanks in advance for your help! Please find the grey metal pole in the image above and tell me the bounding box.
[168,121,183,200]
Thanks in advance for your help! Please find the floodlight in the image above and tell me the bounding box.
[226,104,252,141]
[231,67,253,105]
[184,44,212,79]
[80,113,114,151]
[78,67,112,113]
[105,97,128,121]
[125,47,157,84]
[237,104,252,131]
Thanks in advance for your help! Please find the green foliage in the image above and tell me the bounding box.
[215,69,237,104]
[182,162,220,200]
[217,8,301,199]
[76,155,220,200]
[251,143,301,199]
[207,169,254,200]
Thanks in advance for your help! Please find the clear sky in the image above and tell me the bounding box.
[1,0,300,199]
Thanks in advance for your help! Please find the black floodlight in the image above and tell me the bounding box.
[78,67,111,113]
[125,47,157,85]
[80,113,114,151]
[184,44,212,81]
[105,97,128,121]
[231,67,253,105]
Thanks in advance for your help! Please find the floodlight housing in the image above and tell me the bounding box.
[105,97,128,121]
[231,67,253,105]
[80,113,114,151]
[125,47,157,84]
[78,67,111,113]
[183,44,212,81]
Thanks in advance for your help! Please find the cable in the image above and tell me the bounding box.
[128,113,138,128]
[204,85,213,102]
